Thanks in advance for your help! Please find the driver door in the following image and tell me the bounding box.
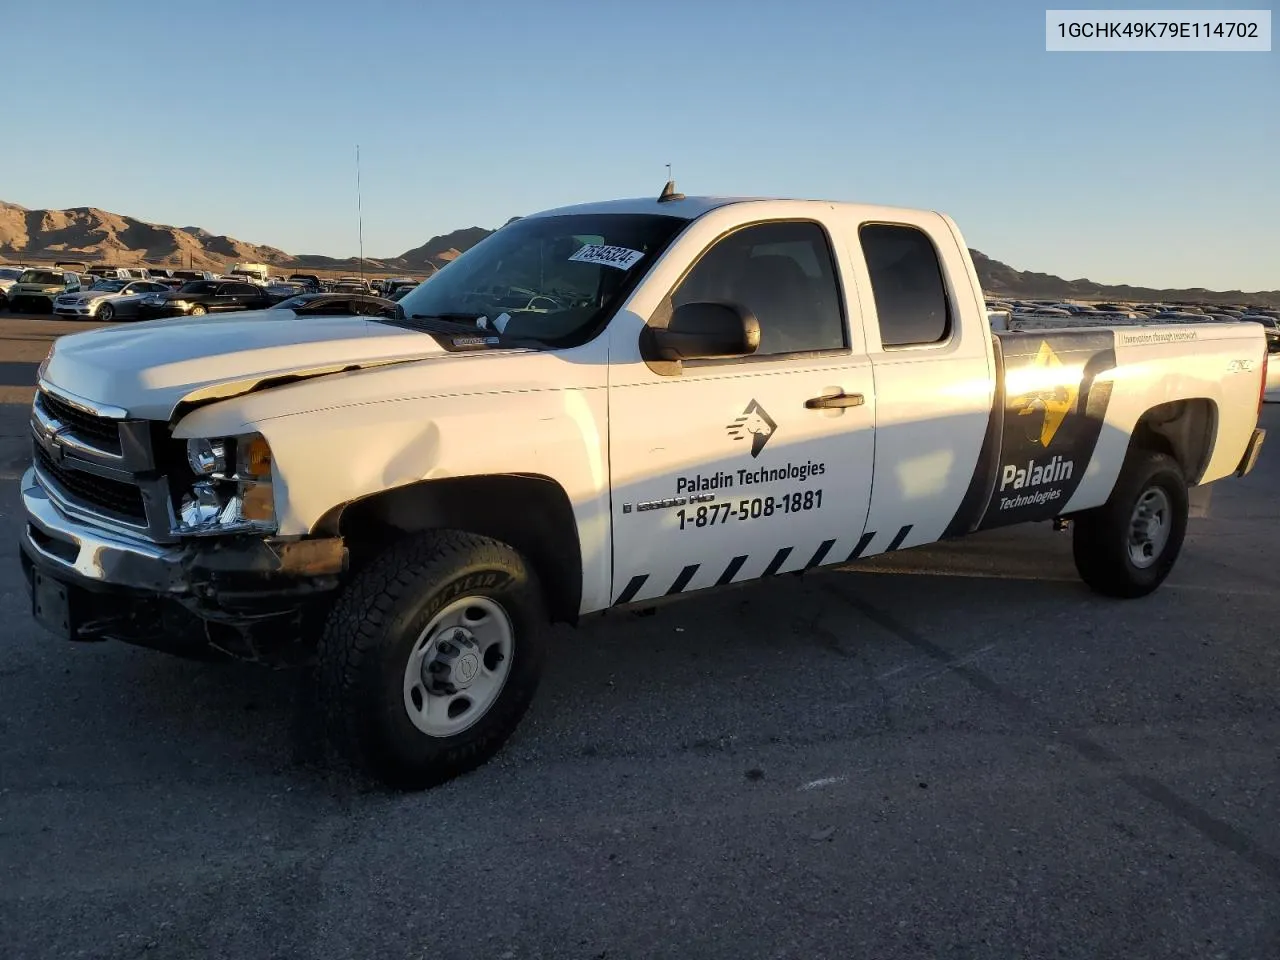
[607,218,877,606]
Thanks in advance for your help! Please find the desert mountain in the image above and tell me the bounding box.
[0,201,291,272]
[1,201,1275,306]
[970,251,1278,308]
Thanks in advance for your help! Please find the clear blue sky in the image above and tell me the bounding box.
[3,0,1275,290]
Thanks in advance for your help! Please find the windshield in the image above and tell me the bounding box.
[0,268,22,280]
[19,270,62,285]
[396,213,686,345]
[177,281,217,295]
[90,280,127,292]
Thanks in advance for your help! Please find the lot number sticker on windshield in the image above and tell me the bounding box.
[568,244,644,270]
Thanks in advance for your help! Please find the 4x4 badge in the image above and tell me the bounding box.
[726,400,777,458]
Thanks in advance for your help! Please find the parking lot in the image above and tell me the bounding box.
[1,317,1277,960]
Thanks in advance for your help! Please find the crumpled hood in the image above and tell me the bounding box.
[42,311,453,420]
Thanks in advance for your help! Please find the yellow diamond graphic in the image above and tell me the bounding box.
[1016,341,1078,448]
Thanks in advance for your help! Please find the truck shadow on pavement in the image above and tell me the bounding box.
[44,544,1100,795]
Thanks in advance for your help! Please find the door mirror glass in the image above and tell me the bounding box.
[644,301,760,362]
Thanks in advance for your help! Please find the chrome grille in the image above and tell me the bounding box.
[36,390,123,455]
[34,444,147,523]
[29,385,175,541]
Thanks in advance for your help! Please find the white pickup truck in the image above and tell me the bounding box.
[20,190,1268,788]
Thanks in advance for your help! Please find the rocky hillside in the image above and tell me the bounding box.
[1,200,1275,305]
[970,250,1278,307]
[0,201,290,272]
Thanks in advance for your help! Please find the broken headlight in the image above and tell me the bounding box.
[177,433,276,536]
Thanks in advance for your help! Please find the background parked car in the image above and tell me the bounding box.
[6,268,81,313]
[136,280,279,319]
[287,273,322,292]
[383,277,419,299]
[0,266,26,309]
[53,278,172,321]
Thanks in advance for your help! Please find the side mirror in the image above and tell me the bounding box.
[645,301,760,362]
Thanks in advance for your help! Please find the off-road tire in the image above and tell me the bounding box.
[317,530,547,790]
[1072,449,1188,598]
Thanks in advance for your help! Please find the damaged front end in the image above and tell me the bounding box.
[19,381,347,666]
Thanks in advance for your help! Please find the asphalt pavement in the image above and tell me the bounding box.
[0,316,1277,959]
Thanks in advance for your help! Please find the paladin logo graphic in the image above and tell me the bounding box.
[1010,341,1078,448]
[727,400,777,457]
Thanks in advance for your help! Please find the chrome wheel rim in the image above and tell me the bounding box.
[1127,486,1171,569]
[402,596,513,737]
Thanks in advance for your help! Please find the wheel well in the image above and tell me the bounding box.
[314,475,584,624]
[1131,398,1217,483]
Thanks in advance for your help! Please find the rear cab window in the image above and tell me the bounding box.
[858,223,953,348]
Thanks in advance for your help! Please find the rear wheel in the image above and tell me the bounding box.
[1072,449,1188,598]
[317,530,547,789]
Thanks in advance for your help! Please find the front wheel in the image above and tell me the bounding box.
[317,531,547,789]
[98,303,114,322]
[1072,449,1188,598]
[188,304,208,316]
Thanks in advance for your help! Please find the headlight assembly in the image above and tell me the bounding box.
[177,432,277,536]
[186,438,227,475]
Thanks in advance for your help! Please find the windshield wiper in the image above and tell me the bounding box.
[408,312,489,324]
[394,313,542,348]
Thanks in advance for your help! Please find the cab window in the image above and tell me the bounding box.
[670,220,846,357]
[859,223,952,347]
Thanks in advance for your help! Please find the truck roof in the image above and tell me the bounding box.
[525,195,939,222]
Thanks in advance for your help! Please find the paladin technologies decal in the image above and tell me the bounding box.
[975,332,1117,529]
[726,400,777,458]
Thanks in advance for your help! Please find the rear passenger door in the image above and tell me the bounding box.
[607,217,876,606]
[850,215,995,556]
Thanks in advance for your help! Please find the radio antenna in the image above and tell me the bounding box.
[356,144,365,291]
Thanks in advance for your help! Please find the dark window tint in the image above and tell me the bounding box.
[860,224,951,347]
[232,283,261,296]
[180,281,217,295]
[672,221,845,356]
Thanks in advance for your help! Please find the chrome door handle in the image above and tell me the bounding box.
[805,391,864,410]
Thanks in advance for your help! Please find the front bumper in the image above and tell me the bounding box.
[19,467,347,661]
[9,293,55,311]
[52,302,96,317]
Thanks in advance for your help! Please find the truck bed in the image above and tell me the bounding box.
[948,318,1267,534]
